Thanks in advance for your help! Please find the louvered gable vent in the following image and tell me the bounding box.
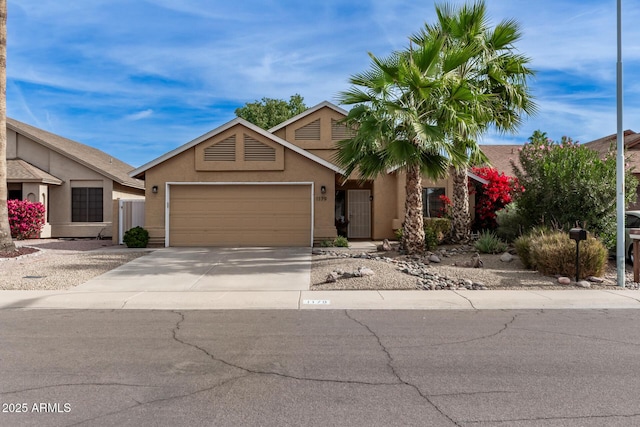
[204,136,236,161]
[331,119,352,140]
[295,119,321,140]
[244,135,276,161]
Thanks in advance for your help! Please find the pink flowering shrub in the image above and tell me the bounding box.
[7,199,46,240]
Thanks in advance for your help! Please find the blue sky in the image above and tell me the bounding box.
[7,0,640,167]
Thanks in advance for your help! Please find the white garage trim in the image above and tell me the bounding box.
[165,182,315,247]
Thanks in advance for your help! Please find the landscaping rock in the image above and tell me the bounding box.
[558,277,571,285]
[429,254,441,263]
[326,272,340,283]
[499,252,514,262]
[587,276,604,283]
[357,267,375,277]
[576,280,591,288]
[381,239,392,251]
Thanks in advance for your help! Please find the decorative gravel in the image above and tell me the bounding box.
[312,246,640,291]
[0,239,148,290]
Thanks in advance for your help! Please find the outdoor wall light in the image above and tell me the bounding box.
[321,185,326,194]
[152,185,158,194]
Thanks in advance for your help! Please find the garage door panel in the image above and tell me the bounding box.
[169,185,311,246]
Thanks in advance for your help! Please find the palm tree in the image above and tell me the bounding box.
[336,35,486,254]
[0,0,14,252]
[412,1,536,242]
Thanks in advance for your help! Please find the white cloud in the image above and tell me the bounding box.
[124,109,153,121]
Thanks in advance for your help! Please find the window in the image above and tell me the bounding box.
[422,187,446,218]
[72,188,103,222]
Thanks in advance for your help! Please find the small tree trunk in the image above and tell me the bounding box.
[402,164,425,254]
[451,167,470,243]
[0,0,14,252]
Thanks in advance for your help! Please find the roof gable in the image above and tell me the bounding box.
[130,117,346,178]
[7,118,144,189]
[268,101,347,133]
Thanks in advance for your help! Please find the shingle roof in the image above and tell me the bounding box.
[7,159,63,185]
[583,130,640,172]
[478,145,522,176]
[7,118,144,189]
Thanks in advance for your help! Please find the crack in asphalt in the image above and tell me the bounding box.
[169,310,398,387]
[344,310,461,427]
[67,374,250,427]
[462,412,640,424]
[0,382,163,395]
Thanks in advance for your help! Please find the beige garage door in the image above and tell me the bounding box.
[169,184,311,246]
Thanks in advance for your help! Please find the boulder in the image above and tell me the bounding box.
[358,267,375,277]
[576,280,591,288]
[558,277,571,285]
[429,254,441,263]
[500,252,514,262]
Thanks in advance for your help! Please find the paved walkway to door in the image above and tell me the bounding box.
[72,247,311,292]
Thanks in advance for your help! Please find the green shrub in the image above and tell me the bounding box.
[513,133,638,248]
[424,227,438,251]
[495,203,523,243]
[333,236,349,247]
[474,230,508,254]
[123,226,149,248]
[394,228,403,241]
[518,230,607,279]
[424,217,451,243]
[319,239,334,247]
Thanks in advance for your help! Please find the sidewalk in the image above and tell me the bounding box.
[1,289,640,310]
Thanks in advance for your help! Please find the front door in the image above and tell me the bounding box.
[347,189,371,238]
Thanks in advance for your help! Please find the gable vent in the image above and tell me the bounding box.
[204,136,236,161]
[244,135,276,161]
[331,119,353,140]
[295,119,321,140]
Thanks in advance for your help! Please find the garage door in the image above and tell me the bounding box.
[169,184,312,246]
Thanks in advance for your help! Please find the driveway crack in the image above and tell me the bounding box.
[344,310,461,426]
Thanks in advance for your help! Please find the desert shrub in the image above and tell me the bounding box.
[474,230,508,254]
[7,199,46,240]
[424,227,438,251]
[518,230,607,279]
[394,228,403,241]
[513,133,638,248]
[424,217,451,243]
[495,203,523,242]
[123,226,149,248]
[333,236,349,247]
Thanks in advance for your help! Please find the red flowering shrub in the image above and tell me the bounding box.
[7,199,46,240]
[436,194,452,218]
[472,167,520,230]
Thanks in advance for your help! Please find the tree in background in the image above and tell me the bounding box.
[415,1,536,243]
[235,94,307,129]
[0,0,15,252]
[512,134,638,249]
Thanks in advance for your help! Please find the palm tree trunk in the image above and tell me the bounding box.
[0,0,15,252]
[451,167,470,243]
[403,164,425,254]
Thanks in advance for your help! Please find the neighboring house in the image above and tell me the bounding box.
[131,101,487,247]
[6,118,144,238]
[583,130,640,210]
[478,145,522,176]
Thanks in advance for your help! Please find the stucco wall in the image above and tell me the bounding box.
[8,130,135,238]
[143,139,337,245]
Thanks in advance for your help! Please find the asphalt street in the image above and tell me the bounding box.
[1,309,640,426]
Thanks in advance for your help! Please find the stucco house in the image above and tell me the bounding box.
[131,101,489,247]
[6,118,144,238]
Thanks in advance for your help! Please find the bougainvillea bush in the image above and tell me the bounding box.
[471,166,521,230]
[7,199,46,240]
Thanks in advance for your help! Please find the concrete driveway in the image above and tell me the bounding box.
[72,247,311,292]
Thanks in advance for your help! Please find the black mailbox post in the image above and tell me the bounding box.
[569,227,588,281]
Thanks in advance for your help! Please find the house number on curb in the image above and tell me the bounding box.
[303,300,331,305]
